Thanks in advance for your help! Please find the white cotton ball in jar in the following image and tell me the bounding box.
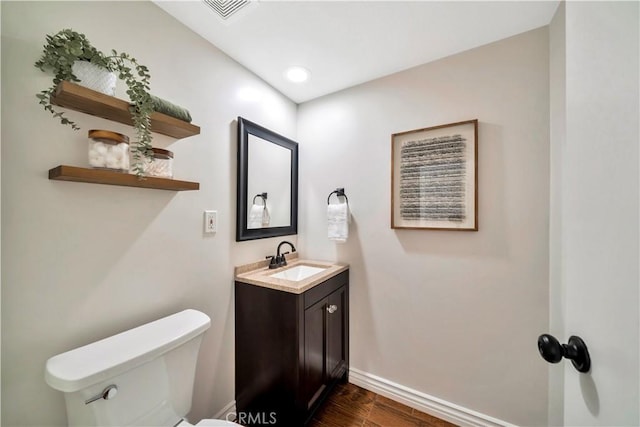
[94,141,108,155]
[104,152,116,168]
[106,158,119,169]
[90,155,106,168]
[88,146,103,160]
[112,149,124,161]
[113,157,125,170]
[88,131,131,169]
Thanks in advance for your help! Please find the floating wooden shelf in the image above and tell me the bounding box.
[49,165,199,191]
[50,81,200,139]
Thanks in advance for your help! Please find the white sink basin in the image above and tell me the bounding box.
[269,265,327,282]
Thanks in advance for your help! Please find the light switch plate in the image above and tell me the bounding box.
[204,210,217,233]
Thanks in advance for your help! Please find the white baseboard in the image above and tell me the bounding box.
[211,369,515,426]
[349,367,516,427]
[212,400,237,421]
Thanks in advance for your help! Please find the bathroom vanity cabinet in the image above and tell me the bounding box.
[235,270,349,426]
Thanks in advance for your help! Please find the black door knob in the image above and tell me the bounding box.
[538,334,563,363]
[537,334,591,373]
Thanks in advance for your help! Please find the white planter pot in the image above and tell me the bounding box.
[71,61,116,96]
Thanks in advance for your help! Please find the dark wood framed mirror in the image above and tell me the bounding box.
[236,117,298,241]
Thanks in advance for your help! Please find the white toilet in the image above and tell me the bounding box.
[45,309,240,426]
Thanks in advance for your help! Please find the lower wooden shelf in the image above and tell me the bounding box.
[49,165,200,191]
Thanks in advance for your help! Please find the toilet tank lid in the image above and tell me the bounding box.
[45,309,211,392]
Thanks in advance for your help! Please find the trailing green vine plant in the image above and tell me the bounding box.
[35,29,153,176]
[108,50,153,176]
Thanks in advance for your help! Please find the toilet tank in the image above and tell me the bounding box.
[45,309,211,426]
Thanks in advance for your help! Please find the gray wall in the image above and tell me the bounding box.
[1,1,297,425]
[297,28,550,426]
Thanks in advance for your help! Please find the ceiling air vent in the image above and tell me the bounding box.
[203,0,258,23]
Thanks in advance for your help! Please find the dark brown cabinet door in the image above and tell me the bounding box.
[304,285,348,410]
[327,286,347,381]
[304,297,327,410]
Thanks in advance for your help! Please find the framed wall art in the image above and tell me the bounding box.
[391,119,478,231]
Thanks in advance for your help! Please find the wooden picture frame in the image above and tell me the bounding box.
[391,119,478,231]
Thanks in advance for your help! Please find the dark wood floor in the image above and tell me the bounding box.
[308,383,458,427]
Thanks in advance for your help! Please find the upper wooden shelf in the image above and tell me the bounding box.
[50,81,201,139]
[49,165,199,191]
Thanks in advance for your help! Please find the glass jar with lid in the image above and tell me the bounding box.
[88,129,130,172]
[139,148,173,178]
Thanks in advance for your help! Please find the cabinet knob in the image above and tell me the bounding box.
[327,304,338,314]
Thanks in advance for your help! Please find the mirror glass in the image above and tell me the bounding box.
[247,134,291,228]
[237,117,298,241]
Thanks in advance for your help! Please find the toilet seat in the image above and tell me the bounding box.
[177,418,241,426]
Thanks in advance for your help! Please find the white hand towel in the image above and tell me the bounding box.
[328,203,349,242]
[262,205,271,227]
[249,204,264,228]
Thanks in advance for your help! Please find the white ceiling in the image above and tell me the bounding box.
[154,0,560,104]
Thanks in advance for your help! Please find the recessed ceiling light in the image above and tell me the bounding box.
[285,66,310,83]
